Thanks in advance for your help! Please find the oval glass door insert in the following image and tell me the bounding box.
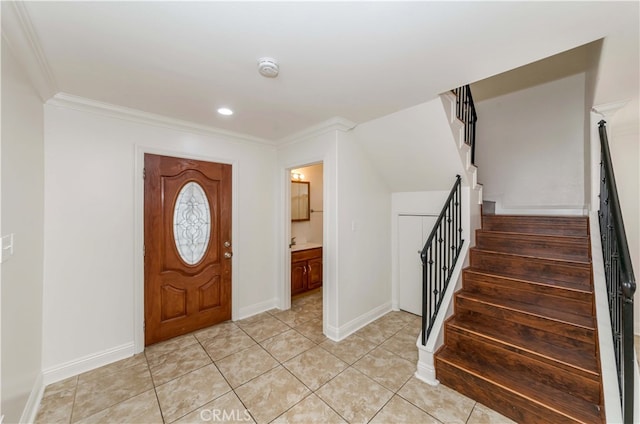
[173,181,211,265]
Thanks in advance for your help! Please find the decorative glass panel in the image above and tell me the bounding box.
[173,182,211,265]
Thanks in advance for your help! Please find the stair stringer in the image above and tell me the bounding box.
[415,239,470,386]
[440,92,482,204]
[440,91,482,247]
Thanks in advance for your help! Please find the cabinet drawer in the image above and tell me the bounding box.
[291,247,322,262]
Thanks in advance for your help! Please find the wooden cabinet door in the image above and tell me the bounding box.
[291,261,308,295]
[144,154,232,346]
[307,257,323,289]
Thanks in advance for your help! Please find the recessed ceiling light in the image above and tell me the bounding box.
[217,107,233,116]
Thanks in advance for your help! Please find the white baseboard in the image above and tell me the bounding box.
[324,322,341,342]
[19,372,44,424]
[42,342,135,386]
[495,207,588,216]
[325,302,392,341]
[489,199,588,216]
[235,298,278,321]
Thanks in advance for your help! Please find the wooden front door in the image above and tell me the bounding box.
[144,154,232,346]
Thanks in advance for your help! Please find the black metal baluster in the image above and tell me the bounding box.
[438,224,443,311]
[421,176,464,343]
[427,237,436,338]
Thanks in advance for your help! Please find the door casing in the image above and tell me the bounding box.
[281,161,328,322]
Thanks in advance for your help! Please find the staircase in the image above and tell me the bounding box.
[435,214,605,423]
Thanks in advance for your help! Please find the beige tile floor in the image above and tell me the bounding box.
[35,289,514,424]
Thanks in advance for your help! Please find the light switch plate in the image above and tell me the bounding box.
[1,233,14,263]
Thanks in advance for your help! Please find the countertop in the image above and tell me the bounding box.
[290,242,323,252]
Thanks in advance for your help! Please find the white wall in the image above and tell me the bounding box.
[41,100,278,380]
[291,163,323,245]
[476,73,587,214]
[607,121,640,334]
[277,128,340,337]
[1,38,45,423]
[277,123,392,340]
[336,131,392,333]
[352,98,467,192]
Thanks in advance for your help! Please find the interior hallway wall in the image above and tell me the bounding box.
[1,37,45,423]
[607,120,640,334]
[41,101,279,380]
[336,131,392,332]
[475,73,587,213]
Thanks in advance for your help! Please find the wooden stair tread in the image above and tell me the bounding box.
[478,230,589,242]
[462,269,593,318]
[464,268,592,297]
[437,347,603,423]
[472,246,591,265]
[470,248,592,291]
[482,215,589,238]
[456,290,595,330]
[475,232,590,262]
[471,247,591,266]
[448,313,600,377]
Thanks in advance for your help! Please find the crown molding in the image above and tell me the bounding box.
[592,99,630,119]
[1,1,58,101]
[47,93,277,147]
[278,117,358,148]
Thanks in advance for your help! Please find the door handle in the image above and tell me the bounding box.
[224,251,233,259]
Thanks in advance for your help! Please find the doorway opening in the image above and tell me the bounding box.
[286,163,324,331]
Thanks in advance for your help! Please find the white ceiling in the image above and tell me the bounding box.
[5,1,639,143]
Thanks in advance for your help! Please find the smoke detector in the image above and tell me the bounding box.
[257,57,279,78]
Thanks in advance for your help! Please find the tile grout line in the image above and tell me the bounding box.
[44,295,433,424]
[68,376,80,424]
[163,337,229,424]
[394,373,446,424]
[70,361,154,424]
[259,308,421,423]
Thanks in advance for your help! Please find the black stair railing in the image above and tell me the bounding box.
[598,120,636,424]
[452,85,478,165]
[421,175,463,345]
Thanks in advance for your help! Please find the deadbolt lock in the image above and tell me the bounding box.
[224,241,231,248]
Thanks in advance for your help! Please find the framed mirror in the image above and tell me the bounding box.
[291,181,310,221]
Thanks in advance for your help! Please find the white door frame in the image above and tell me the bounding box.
[280,160,325,311]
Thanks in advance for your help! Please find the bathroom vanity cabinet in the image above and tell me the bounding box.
[291,246,322,295]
